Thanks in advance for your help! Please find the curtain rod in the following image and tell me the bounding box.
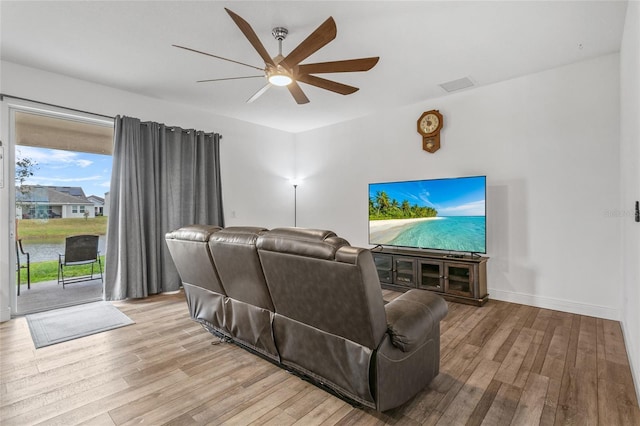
[139,121,222,139]
[0,93,115,120]
[1,94,222,139]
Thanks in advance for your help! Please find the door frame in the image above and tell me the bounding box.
[0,98,113,320]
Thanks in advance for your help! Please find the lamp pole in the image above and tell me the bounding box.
[293,184,298,227]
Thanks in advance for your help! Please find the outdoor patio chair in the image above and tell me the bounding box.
[58,235,103,289]
[16,239,31,296]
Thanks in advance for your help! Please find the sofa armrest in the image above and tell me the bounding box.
[384,290,448,352]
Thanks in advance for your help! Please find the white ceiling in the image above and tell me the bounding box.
[0,1,628,133]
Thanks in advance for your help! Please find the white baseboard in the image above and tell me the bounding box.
[0,305,12,322]
[488,288,620,321]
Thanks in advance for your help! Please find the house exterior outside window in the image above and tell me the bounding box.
[16,186,96,219]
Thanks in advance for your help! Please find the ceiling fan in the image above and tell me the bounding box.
[173,8,379,104]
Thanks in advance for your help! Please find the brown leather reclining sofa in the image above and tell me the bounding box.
[165,225,448,412]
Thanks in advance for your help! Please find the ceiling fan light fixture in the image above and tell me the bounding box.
[179,9,378,104]
[268,73,292,86]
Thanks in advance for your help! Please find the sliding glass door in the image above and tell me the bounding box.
[9,105,114,314]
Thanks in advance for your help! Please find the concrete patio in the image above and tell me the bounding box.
[16,278,103,315]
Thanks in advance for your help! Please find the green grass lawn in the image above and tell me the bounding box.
[16,217,108,242]
[18,256,105,284]
[15,217,108,283]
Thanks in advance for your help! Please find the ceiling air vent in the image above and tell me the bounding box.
[439,77,475,93]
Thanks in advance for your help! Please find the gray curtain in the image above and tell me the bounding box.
[105,115,224,300]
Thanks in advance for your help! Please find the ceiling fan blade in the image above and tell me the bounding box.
[280,17,337,69]
[287,81,310,104]
[173,45,264,71]
[296,57,379,74]
[197,75,264,83]
[296,74,359,95]
[247,84,272,103]
[225,8,276,67]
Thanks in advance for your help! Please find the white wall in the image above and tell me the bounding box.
[0,61,295,321]
[620,0,640,404]
[295,54,622,321]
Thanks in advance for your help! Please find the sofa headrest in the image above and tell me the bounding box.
[165,225,222,242]
[209,226,268,245]
[335,246,371,265]
[256,227,350,260]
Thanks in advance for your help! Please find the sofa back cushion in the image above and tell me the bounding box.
[208,226,274,311]
[257,228,387,349]
[165,225,225,295]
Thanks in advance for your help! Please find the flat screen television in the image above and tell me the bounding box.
[368,176,486,253]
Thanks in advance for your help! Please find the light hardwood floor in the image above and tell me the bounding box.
[1,290,638,425]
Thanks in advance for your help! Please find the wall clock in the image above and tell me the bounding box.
[417,110,443,153]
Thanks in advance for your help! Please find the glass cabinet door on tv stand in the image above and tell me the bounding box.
[444,263,474,298]
[373,253,417,288]
[372,248,489,306]
[393,256,417,288]
[373,253,393,284]
[418,259,444,292]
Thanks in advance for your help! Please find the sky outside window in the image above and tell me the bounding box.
[16,146,112,198]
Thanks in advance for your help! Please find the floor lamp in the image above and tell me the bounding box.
[290,179,300,227]
[293,183,298,227]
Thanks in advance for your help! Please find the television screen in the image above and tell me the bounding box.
[368,176,486,253]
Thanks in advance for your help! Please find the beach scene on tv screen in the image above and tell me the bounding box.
[369,177,486,253]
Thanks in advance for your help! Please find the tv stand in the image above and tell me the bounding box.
[371,247,489,306]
